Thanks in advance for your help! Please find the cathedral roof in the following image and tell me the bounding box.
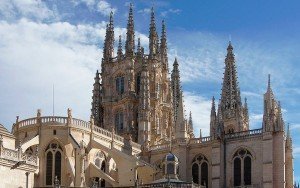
[0,123,14,138]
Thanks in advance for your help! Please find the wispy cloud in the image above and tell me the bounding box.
[183,92,212,137]
[138,8,151,15]
[97,0,117,16]
[0,0,58,21]
[161,9,181,17]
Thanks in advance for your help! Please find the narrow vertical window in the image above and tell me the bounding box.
[136,74,141,94]
[192,163,199,184]
[46,152,53,185]
[244,156,252,185]
[116,77,125,94]
[55,151,62,183]
[201,162,208,187]
[234,158,241,186]
[115,112,124,132]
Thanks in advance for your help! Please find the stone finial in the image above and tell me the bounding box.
[16,116,19,123]
[67,108,72,126]
[68,108,72,118]
[37,109,41,118]
[0,135,3,147]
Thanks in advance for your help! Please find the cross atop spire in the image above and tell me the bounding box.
[125,3,135,57]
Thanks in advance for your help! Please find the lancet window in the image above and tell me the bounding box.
[116,76,125,94]
[192,154,209,188]
[233,148,252,186]
[45,141,63,186]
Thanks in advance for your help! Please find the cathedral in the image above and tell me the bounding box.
[0,4,294,188]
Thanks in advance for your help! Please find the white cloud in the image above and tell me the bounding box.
[0,0,58,21]
[161,9,181,17]
[0,19,107,128]
[97,0,117,16]
[138,8,151,15]
[183,92,212,137]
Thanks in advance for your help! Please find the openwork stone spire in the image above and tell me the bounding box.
[262,75,284,132]
[220,42,244,132]
[103,12,115,63]
[91,70,103,127]
[171,58,181,123]
[125,3,135,57]
[117,35,123,61]
[149,7,158,58]
[160,20,168,71]
[210,96,217,137]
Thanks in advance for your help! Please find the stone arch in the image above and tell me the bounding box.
[44,140,64,186]
[230,146,256,161]
[231,147,254,187]
[191,153,209,187]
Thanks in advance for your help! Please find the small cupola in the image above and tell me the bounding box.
[162,152,179,179]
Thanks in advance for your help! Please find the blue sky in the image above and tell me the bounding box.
[0,0,300,181]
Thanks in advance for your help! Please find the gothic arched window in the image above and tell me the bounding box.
[191,154,209,187]
[115,111,124,132]
[116,76,125,94]
[45,142,63,185]
[233,148,252,186]
[234,158,241,186]
[192,163,199,184]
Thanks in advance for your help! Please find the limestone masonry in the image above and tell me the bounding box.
[0,4,294,188]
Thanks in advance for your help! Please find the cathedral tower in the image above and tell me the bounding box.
[219,42,248,133]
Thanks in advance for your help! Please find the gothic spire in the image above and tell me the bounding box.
[91,70,103,127]
[137,38,141,57]
[103,12,115,63]
[125,3,135,57]
[149,7,158,58]
[210,96,217,137]
[171,58,181,123]
[117,35,123,60]
[220,42,243,132]
[188,111,194,134]
[286,123,292,148]
[160,20,168,70]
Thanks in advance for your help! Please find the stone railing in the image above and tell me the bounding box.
[225,128,263,140]
[21,153,37,165]
[94,126,112,137]
[0,147,18,161]
[150,143,170,151]
[189,136,212,144]
[0,147,37,166]
[72,118,90,129]
[16,115,141,153]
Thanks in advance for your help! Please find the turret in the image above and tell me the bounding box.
[149,7,158,58]
[188,111,194,138]
[125,3,135,57]
[285,124,294,188]
[210,96,217,138]
[262,74,284,132]
[160,20,168,71]
[138,62,151,147]
[117,35,123,61]
[91,70,103,127]
[171,58,181,123]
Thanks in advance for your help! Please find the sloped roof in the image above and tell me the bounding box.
[0,123,14,138]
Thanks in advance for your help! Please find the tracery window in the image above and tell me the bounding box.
[233,148,252,186]
[45,142,63,185]
[116,76,125,94]
[192,154,209,187]
[115,111,124,132]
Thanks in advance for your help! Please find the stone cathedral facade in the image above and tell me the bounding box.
[0,4,294,188]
